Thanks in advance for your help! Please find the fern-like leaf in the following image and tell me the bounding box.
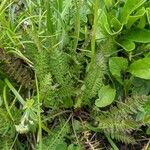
[108,132,136,144]
[96,95,147,144]
[49,48,70,86]
[0,48,34,89]
[81,53,106,105]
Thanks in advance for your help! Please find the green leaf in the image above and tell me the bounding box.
[109,57,128,83]
[95,85,116,108]
[125,28,150,43]
[98,10,110,35]
[110,17,123,33]
[137,14,146,28]
[117,39,135,51]
[126,7,145,29]
[56,142,67,150]
[104,0,113,9]
[144,97,150,113]
[132,78,150,95]
[99,11,123,36]
[119,0,146,24]
[68,144,81,150]
[47,1,54,34]
[4,78,25,105]
[146,126,150,135]
[105,17,123,35]
[129,57,150,79]
[0,0,7,13]
[146,7,150,24]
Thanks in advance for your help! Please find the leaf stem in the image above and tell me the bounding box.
[74,0,81,51]
[35,74,42,149]
[91,0,99,64]
[3,85,14,122]
[106,134,119,150]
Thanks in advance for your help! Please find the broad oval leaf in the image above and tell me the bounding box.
[129,57,150,79]
[95,85,116,108]
[117,39,135,51]
[125,28,150,43]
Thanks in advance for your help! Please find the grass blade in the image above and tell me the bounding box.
[4,78,25,105]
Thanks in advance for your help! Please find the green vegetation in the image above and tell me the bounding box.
[0,0,150,149]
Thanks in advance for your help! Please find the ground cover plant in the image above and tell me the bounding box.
[0,0,150,149]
